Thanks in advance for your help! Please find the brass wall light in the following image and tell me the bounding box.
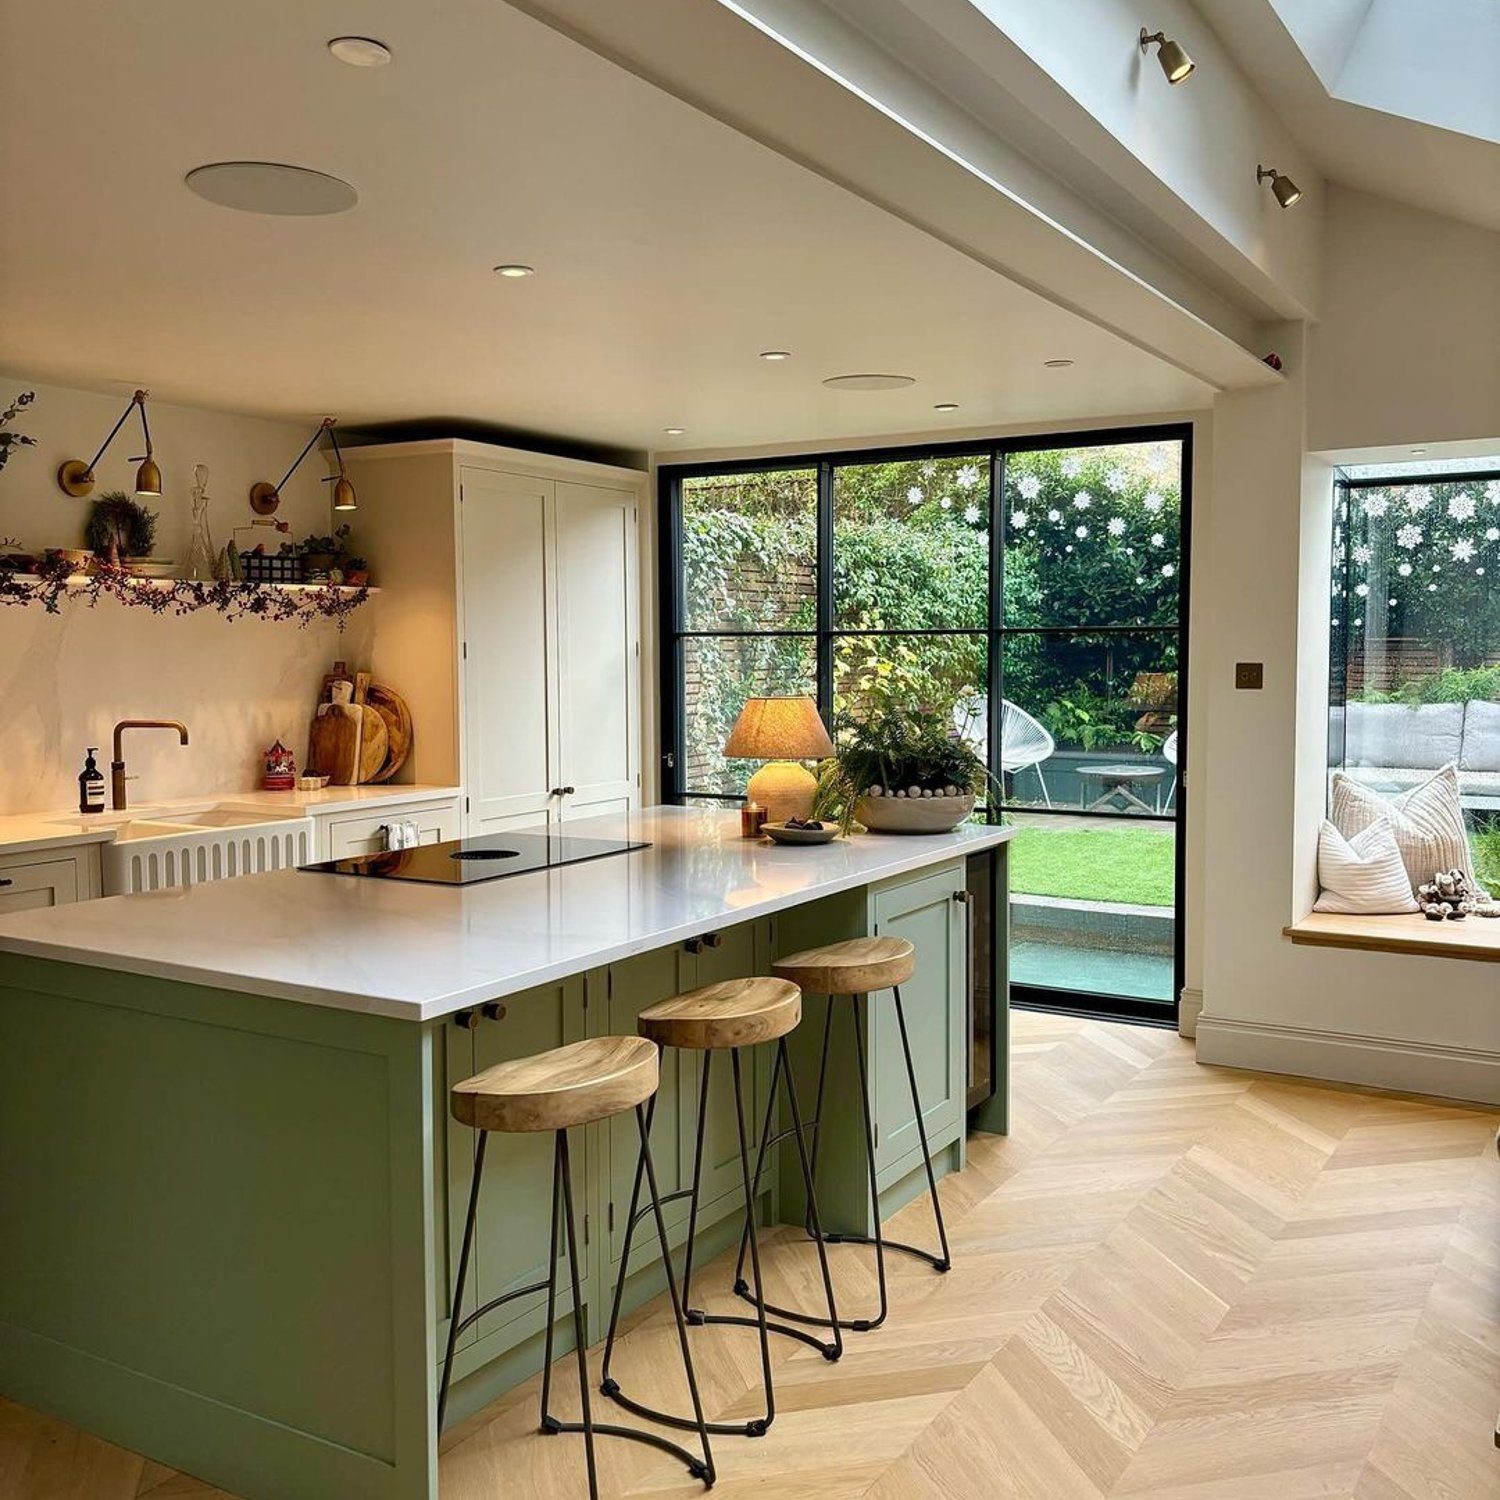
[1139,28,1195,83]
[250,417,356,515]
[1257,164,1303,208]
[57,388,162,498]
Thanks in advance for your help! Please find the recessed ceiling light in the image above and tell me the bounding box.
[663,427,686,436]
[933,402,960,412]
[759,350,792,361]
[493,264,535,278]
[822,373,916,391]
[1044,358,1075,368]
[184,162,358,216]
[328,36,391,67]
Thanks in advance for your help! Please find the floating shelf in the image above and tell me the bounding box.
[0,569,377,627]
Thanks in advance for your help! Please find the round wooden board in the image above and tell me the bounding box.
[367,683,412,783]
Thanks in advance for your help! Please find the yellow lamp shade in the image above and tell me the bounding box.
[723,697,834,760]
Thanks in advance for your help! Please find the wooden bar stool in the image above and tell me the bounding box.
[437,1035,714,1497]
[600,977,841,1440]
[739,936,952,1334]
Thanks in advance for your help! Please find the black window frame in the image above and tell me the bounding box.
[658,421,1194,1026]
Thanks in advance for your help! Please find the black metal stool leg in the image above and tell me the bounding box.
[538,1133,564,1425]
[679,1051,713,1316]
[633,1104,716,1484]
[893,983,952,1273]
[730,1048,777,1435]
[779,1037,845,1358]
[559,1129,601,1499]
[437,1130,488,1434]
[847,995,891,1330]
[803,994,836,1233]
[599,1092,656,1386]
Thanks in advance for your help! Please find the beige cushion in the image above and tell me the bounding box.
[1330,765,1488,897]
[1314,820,1420,914]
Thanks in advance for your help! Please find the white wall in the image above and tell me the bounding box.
[1309,187,1500,452]
[1194,319,1500,1103]
[0,376,375,814]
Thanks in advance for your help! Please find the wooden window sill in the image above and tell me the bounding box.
[1284,912,1500,963]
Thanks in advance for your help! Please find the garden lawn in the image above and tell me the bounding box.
[1474,828,1500,893]
[1008,823,1175,907]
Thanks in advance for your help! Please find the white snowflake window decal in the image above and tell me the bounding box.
[1017,474,1042,500]
[1107,516,1126,538]
[1448,492,1477,522]
[1396,524,1423,550]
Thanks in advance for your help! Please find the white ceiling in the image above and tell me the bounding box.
[0,0,1213,458]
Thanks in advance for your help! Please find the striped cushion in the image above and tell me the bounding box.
[1330,764,1488,897]
[1314,820,1420,914]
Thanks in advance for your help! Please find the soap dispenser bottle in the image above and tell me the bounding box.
[79,748,106,814]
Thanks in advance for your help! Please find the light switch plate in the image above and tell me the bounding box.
[1235,661,1264,690]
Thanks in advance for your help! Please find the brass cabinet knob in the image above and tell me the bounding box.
[704,932,723,949]
[481,1002,507,1023]
[453,1009,480,1031]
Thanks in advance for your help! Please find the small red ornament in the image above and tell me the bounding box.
[262,738,297,790]
[1262,351,1283,371]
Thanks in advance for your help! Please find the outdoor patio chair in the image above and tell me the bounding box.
[953,697,1056,807]
[1163,729,1178,809]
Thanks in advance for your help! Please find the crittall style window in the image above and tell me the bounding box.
[660,425,1191,1022]
[1330,464,1500,892]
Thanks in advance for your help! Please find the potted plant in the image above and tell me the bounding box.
[342,555,370,587]
[299,523,352,576]
[813,706,990,835]
[85,492,157,567]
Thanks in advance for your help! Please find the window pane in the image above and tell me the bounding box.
[1004,439,1182,629]
[1001,632,1178,813]
[682,635,816,796]
[832,632,987,735]
[833,454,989,630]
[1008,809,1176,1005]
[682,469,817,632]
[1333,473,1500,872]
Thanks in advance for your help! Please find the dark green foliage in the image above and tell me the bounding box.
[85,493,157,559]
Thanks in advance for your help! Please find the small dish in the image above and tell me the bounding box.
[296,774,331,791]
[126,558,177,579]
[762,820,839,846]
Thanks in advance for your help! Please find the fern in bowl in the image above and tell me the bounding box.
[813,707,990,835]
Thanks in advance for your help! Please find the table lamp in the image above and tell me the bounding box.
[724,696,835,823]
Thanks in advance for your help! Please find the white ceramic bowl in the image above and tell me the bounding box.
[854,793,976,834]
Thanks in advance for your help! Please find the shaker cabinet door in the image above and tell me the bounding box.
[460,469,557,835]
[554,481,639,823]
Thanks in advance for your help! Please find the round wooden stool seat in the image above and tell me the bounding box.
[451,1035,658,1134]
[773,935,915,996]
[638,977,802,1051]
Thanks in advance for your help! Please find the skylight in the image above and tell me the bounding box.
[1270,0,1500,145]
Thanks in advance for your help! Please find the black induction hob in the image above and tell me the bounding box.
[301,831,650,886]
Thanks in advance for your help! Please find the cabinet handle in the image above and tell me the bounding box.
[952,890,972,905]
[704,931,723,949]
[453,1010,480,1031]
[0,878,12,889]
[684,937,705,955]
[549,786,577,798]
[481,1002,507,1023]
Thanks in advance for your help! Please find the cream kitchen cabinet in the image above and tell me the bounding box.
[317,796,463,862]
[346,442,644,837]
[0,843,102,915]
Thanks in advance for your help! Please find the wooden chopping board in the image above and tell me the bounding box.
[308,704,363,785]
[367,683,413,783]
[356,708,388,783]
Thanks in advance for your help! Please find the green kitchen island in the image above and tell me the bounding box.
[0,807,1011,1500]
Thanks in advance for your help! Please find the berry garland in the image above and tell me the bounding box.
[0,555,371,628]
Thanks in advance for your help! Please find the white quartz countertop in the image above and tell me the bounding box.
[0,785,462,856]
[0,807,1013,1021]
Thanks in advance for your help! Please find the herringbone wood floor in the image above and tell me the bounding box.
[5,1011,1497,1498]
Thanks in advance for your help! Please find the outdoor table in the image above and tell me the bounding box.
[1078,762,1166,813]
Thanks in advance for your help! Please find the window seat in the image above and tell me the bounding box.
[1285,911,1500,963]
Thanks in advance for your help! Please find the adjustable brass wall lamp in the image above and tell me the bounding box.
[249,416,356,515]
[57,389,162,498]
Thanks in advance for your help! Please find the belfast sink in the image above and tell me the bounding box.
[89,812,315,895]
